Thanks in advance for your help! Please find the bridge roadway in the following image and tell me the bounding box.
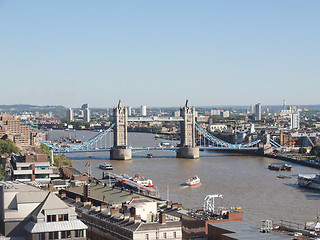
[53,146,259,154]
[127,116,184,122]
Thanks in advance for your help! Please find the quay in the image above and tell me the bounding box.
[265,153,320,170]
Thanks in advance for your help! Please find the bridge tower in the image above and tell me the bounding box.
[110,100,132,160]
[177,99,199,159]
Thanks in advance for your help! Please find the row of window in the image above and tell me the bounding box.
[15,174,50,179]
[16,166,49,170]
[47,214,69,222]
[34,230,84,240]
[145,231,177,239]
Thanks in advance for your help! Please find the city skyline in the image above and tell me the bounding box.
[1,1,319,107]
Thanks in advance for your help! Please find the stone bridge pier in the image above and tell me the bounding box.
[176,100,199,159]
[110,100,132,160]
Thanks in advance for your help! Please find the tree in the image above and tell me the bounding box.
[298,147,307,154]
[0,139,20,155]
[0,163,6,180]
[311,145,320,157]
[40,143,51,162]
[53,154,73,167]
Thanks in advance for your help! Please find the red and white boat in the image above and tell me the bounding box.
[132,174,154,187]
[186,176,201,186]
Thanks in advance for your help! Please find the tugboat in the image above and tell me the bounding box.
[186,176,201,186]
[99,163,113,170]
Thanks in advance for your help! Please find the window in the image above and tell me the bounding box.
[49,232,59,239]
[145,234,149,240]
[173,232,177,238]
[163,232,167,239]
[47,215,57,222]
[58,214,68,221]
[34,233,46,240]
[61,231,71,239]
[74,230,84,238]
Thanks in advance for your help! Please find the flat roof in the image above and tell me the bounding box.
[67,184,161,204]
[210,221,291,240]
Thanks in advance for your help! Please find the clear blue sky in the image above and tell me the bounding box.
[0,0,319,108]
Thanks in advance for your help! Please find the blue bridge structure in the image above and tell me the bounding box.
[43,100,280,159]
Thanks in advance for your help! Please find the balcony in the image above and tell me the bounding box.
[34,169,53,174]
[13,170,32,175]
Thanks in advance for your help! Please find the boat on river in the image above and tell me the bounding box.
[298,174,320,190]
[99,163,113,170]
[147,154,153,158]
[186,176,200,186]
[268,164,292,171]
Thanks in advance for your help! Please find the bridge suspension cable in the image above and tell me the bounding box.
[195,122,261,149]
[42,123,115,152]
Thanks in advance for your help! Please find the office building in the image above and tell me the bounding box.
[9,152,59,184]
[66,108,74,122]
[83,108,90,122]
[283,99,286,110]
[81,103,89,110]
[128,106,132,116]
[255,103,262,120]
[141,105,147,116]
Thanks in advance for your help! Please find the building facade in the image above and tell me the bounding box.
[0,181,87,239]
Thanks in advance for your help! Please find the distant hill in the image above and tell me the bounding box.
[0,105,67,118]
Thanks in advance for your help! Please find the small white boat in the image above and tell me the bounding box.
[147,154,153,158]
[99,163,113,170]
[186,176,200,186]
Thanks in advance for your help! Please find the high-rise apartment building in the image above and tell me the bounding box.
[67,108,74,122]
[83,108,90,122]
[255,103,262,120]
[141,105,147,116]
[291,111,300,129]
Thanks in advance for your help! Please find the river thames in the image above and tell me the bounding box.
[49,130,320,225]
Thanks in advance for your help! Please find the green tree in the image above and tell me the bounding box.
[0,162,6,180]
[311,145,320,157]
[0,139,20,155]
[40,143,51,162]
[298,147,307,154]
[53,154,73,167]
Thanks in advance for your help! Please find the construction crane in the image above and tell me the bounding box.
[203,194,223,214]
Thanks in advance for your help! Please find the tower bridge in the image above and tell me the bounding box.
[43,100,277,159]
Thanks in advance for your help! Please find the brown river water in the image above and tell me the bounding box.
[49,130,320,225]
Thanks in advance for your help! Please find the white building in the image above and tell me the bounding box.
[211,109,221,116]
[221,110,230,118]
[0,181,87,239]
[66,108,74,122]
[291,111,300,129]
[141,105,147,116]
[209,124,228,132]
[128,106,132,116]
[83,108,90,122]
[255,103,262,120]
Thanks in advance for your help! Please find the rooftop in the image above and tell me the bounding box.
[67,183,161,205]
[210,221,292,240]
